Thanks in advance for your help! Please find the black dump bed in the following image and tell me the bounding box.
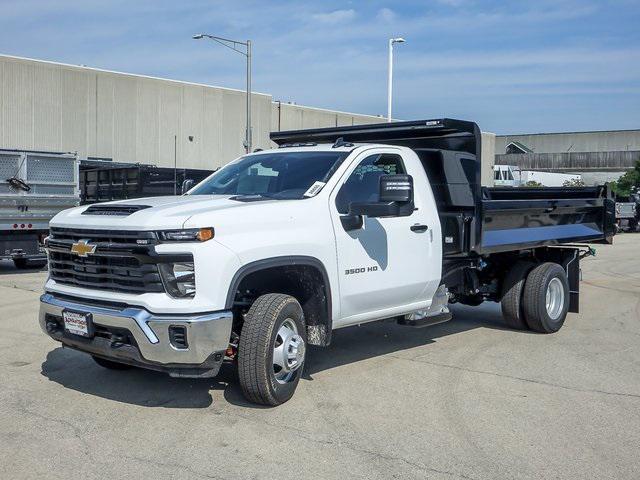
[79,164,213,204]
[271,119,615,257]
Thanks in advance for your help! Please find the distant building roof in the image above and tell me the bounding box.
[505,141,533,154]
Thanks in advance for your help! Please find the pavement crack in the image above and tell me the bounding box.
[14,403,96,461]
[118,454,225,480]
[391,356,640,399]
[0,283,42,294]
[225,410,478,479]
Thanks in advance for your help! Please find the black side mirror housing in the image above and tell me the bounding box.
[347,174,414,222]
[379,174,413,203]
[341,174,414,231]
[181,178,195,195]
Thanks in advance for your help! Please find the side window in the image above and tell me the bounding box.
[494,169,500,180]
[335,153,405,214]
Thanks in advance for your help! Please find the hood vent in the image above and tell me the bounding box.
[82,204,152,216]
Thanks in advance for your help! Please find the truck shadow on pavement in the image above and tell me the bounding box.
[303,302,512,377]
[40,302,513,409]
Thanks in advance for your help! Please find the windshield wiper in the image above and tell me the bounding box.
[229,193,281,202]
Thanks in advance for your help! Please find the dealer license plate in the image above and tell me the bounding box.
[63,310,93,338]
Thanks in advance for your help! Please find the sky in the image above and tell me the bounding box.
[0,0,639,134]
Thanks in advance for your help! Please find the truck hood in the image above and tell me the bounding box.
[50,195,272,230]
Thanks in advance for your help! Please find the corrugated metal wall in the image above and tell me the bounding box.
[495,151,640,172]
[0,55,383,170]
[496,130,640,154]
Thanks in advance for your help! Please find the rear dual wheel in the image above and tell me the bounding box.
[501,261,569,333]
[522,263,569,333]
[500,261,535,329]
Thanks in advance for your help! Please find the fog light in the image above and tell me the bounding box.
[158,262,196,298]
[169,326,189,349]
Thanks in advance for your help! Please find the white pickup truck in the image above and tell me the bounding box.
[39,119,615,405]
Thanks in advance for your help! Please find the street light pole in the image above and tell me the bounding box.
[193,34,252,153]
[246,40,252,154]
[387,37,405,122]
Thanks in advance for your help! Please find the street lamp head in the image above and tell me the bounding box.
[192,34,205,40]
[391,37,406,44]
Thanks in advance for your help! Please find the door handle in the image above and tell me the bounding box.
[410,224,429,233]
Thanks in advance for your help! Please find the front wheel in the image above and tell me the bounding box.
[238,293,306,406]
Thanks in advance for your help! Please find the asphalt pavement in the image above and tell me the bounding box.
[1,234,639,479]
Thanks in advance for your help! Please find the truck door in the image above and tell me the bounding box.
[329,148,442,327]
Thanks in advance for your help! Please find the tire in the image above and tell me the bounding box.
[30,260,48,269]
[12,258,28,269]
[522,262,569,333]
[13,258,47,270]
[238,293,306,406]
[92,355,133,370]
[500,261,535,329]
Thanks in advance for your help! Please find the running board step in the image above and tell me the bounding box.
[397,312,452,328]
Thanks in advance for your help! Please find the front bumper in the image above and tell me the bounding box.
[39,293,233,378]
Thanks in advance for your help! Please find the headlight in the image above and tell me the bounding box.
[158,262,196,298]
[158,228,214,242]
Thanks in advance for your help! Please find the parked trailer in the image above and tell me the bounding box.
[0,150,79,268]
[79,164,214,204]
[615,192,639,232]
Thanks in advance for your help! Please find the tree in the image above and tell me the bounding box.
[563,178,586,187]
[610,159,640,198]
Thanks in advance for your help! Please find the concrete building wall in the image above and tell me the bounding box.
[270,102,384,133]
[481,132,496,186]
[0,55,276,170]
[1,54,498,185]
[496,130,640,154]
[0,55,384,170]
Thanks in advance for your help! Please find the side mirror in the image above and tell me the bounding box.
[181,178,195,195]
[347,174,414,221]
[379,174,413,203]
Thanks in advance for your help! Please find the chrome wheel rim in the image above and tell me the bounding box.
[546,277,565,320]
[273,319,305,384]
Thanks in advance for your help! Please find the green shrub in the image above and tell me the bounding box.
[609,159,640,197]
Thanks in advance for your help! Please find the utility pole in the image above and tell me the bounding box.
[174,135,177,195]
[246,40,252,153]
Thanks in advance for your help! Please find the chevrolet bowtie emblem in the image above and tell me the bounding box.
[70,239,97,257]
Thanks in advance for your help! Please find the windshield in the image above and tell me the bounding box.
[189,151,349,199]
